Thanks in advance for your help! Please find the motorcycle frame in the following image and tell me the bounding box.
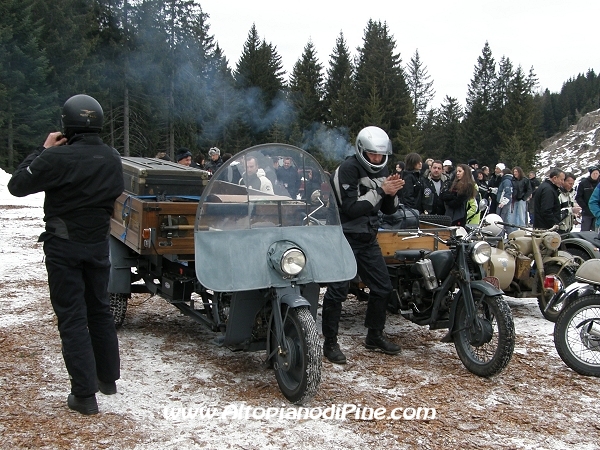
[437,241,504,342]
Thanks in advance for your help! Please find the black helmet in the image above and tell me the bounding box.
[61,94,103,133]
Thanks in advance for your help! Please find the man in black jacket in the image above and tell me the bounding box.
[422,160,449,215]
[533,168,566,229]
[8,94,123,415]
[575,166,600,231]
[322,126,404,364]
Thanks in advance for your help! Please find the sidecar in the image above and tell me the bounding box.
[108,144,356,404]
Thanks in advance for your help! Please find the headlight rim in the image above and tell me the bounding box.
[280,247,306,276]
[471,241,492,264]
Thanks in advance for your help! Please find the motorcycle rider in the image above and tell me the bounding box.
[322,126,404,364]
[575,166,600,231]
[7,94,123,415]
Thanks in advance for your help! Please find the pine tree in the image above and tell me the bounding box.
[234,24,286,143]
[406,49,435,125]
[498,66,538,169]
[437,96,464,161]
[324,32,355,128]
[288,40,325,134]
[354,19,414,156]
[464,42,498,165]
[0,0,56,169]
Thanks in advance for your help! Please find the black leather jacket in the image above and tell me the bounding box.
[8,133,124,243]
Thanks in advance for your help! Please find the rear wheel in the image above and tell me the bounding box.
[109,293,129,328]
[554,295,600,377]
[453,289,515,377]
[538,263,576,322]
[565,247,591,263]
[272,306,322,404]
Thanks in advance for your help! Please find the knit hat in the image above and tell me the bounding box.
[496,163,506,171]
[208,147,220,157]
[443,160,452,166]
[176,148,192,162]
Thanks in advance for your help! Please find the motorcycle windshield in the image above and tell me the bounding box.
[194,144,356,291]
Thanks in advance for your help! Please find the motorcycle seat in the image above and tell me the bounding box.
[393,249,431,262]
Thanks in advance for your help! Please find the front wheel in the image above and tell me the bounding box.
[109,293,129,328]
[538,263,577,322]
[554,295,600,377]
[272,306,322,404]
[453,290,515,377]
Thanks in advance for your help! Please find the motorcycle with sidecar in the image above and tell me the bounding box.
[107,144,356,404]
[478,215,579,322]
[547,259,600,377]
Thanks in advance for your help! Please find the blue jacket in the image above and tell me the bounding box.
[588,183,600,228]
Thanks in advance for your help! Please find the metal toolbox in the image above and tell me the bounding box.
[121,157,210,197]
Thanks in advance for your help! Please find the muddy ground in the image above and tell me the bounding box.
[1,203,599,449]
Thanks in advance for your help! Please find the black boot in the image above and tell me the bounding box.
[365,329,401,355]
[67,394,99,415]
[323,337,347,364]
[98,379,117,395]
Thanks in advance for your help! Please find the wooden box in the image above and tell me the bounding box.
[121,157,210,197]
[110,193,198,256]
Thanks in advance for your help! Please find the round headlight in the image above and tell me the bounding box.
[281,248,306,276]
[471,241,492,264]
[543,232,561,251]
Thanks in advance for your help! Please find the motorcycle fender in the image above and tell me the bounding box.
[546,281,596,312]
[441,280,503,343]
[108,235,134,294]
[276,286,312,309]
[561,237,600,260]
[543,256,577,270]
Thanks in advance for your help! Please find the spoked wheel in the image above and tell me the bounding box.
[453,289,515,377]
[554,295,600,377]
[109,293,129,328]
[538,263,576,322]
[271,306,322,404]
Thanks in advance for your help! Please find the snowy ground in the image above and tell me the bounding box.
[1,168,599,449]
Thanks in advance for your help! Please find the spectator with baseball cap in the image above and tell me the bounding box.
[443,160,454,177]
[488,163,506,213]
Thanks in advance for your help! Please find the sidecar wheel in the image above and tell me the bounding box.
[554,295,600,377]
[453,290,515,377]
[538,263,576,322]
[109,293,129,328]
[272,306,322,404]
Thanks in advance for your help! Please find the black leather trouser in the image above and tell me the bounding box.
[322,232,392,339]
[44,236,120,396]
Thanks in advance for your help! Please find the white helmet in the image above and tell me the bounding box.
[355,126,392,173]
[482,213,503,236]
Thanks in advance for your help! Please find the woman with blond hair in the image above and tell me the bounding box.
[441,163,477,226]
